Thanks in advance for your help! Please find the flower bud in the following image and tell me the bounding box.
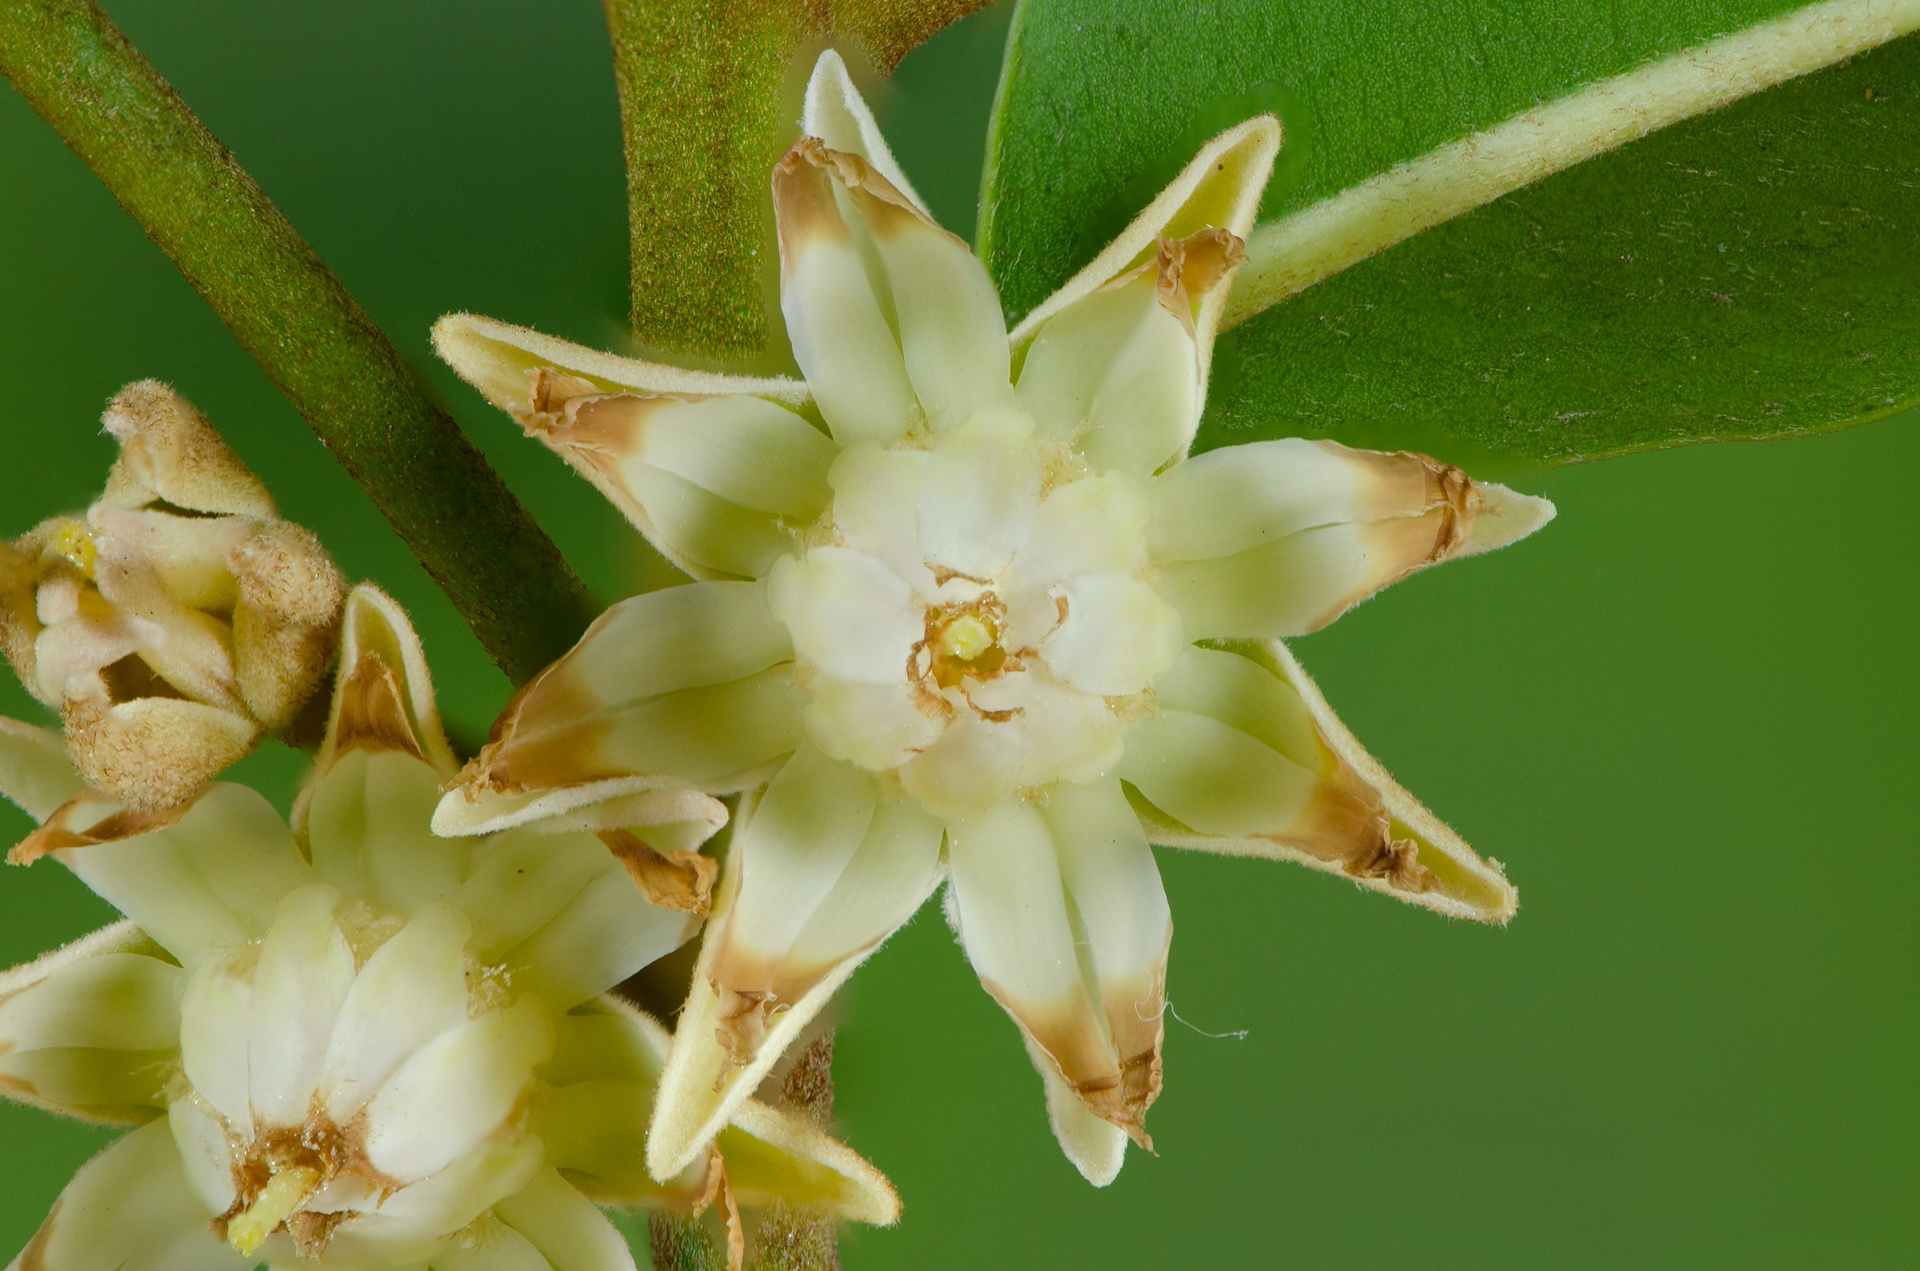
[0,381,344,809]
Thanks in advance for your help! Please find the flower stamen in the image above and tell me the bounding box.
[226,1164,323,1256]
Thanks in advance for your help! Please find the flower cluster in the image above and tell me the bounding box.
[1,47,1552,1271]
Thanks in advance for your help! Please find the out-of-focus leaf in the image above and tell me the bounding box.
[603,0,993,361]
[982,0,1919,465]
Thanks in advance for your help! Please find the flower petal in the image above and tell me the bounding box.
[1040,572,1184,697]
[429,1220,551,1271]
[0,943,180,1124]
[364,999,554,1183]
[0,717,85,823]
[491,1169,638,1271]
[47,783,312,964]
[801,675,944,771]
[1009,116,1280,407]
[768,547,921,685]
[502,858,701,1008]
[432,313,809,416]
[334,1138,545,1264]
[306,749,464,915]
[321,903,472,1125]
[1021,1031,1127,1188]
[946,804,1133,1140]
[100,381,277,519]
[167,1100,236,1215]
[58,694,258,816]
[1009,472,1151,586]
[772,141,918,447]
[312,584,459,780]
[9,1119,247,1271]
[721,1099,902,1225]
[801,50,928,215]
[801,140,1015,434]
[645,785,941,1183]
[1133,642,1517,922]
[917,412,1041,581]
[247,884,354,1128]
[178,961,252,1129]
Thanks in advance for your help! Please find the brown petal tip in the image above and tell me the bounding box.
[331,652,427,761]
[600,829,716,916]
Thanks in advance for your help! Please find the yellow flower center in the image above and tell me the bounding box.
[48,518,96,578]
[927,603,1008,689]
[227,1165,323,1256]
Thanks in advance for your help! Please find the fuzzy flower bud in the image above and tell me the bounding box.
[0,381,345,810]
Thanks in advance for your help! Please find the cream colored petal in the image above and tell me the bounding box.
[432,313,809,416]
[1009,116,1280,409]
[433,773,735,841]
[1135,640,1517,922]
[1150,438,1555,562]
[247,884,354,1128]
[85,506,249,609]
[48,783,311,963]
[445,664,804,834]
[801,49,927,213]
[808,141,1015,433]
[773,142,918,447]
[321,903,472,1125]
[460,828,614,959]
[99,380,277,519]
[721,1099,902,1225]
[946,804,1128,1134]
[1021,1031,1127,1188]
[1159,518,1426,639]
[337,1138,545,1262]
[178,961,251,1128]
[801,675,945,770]
[535,1077,661,1205]
[492,1169,638,1271]
[825,443,934,594]
[9,1119,247,1271]
[364,999,554,1183]
[917,412,1042,581]
[767,547,921,685]
[430,1220,551,1271]
[1040,573,1184,697]
[87,542,237,708]
[646,813,929,1183]
[1009,472,1151,586]
[0,948,180,1124]
[312,585,459,781]
[537,391,836,521]
[1041,778,1169,1143]
[308,749,464,914]
[0,717,85,822]
[167,1099,236,1216]
[1152,644,1327,773]
[614,460,800,580]
[1015,264,1198,477]
[503,863,701,1008]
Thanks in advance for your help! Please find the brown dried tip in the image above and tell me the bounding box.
[712,984,777,1087]
[692,1146,746,1271]
[331,653,426,761]
[1073,1047,1162,1152]
[1151,228,1249,331]
[600,829,716,915]
[9,792,195,867]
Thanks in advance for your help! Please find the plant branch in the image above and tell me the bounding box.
[0,0,595,684]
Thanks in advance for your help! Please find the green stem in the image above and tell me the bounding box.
[0,0,594,684]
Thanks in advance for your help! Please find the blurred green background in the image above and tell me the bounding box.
[1,3,1914,1266]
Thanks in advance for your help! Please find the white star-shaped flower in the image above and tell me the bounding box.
[431,51,1552,1186]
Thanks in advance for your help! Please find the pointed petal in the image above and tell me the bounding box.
[1017,232,1246,476]
[314,585,459,780]
[430,1220,551,1271]
[502,858,701,1008]
[826,444,934,594]
[433,313,809,416]
[167,1100,236,1215]
[530,388,836,524]
[440,664,803,835]
[767,548,921,685]
[0,946,180,1123]
[645,785,941,1183]
[364,999,554,1183]
[917,412,1042,581]
[0,717,84,822]
[492,1169,638,1271]
[307,749,465,914]
[9,1120,247,1271]
[178,961,252,1129]
[1021,1031,1127,1188]
[336,1138,545,1262]
[321,903,472,1124]
[45,783,312,963]
[1040,572,1184,697]
[1132,642,1517,922]
[801,50,928,214]
[100,381,277,519]
[1010,116,1280,409]
[800,675,944,772]
[721,1100,901,1225]
[1154,442,1555,638]
[945,804,1133,1139]
[772,142,918,447]
[797,140,1014,433]
[248,884,354,1127]
[1009,472,1151,586]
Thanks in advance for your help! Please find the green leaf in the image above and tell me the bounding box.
[982,0,1920,466]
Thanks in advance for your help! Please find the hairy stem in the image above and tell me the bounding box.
[0,0,595,683]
